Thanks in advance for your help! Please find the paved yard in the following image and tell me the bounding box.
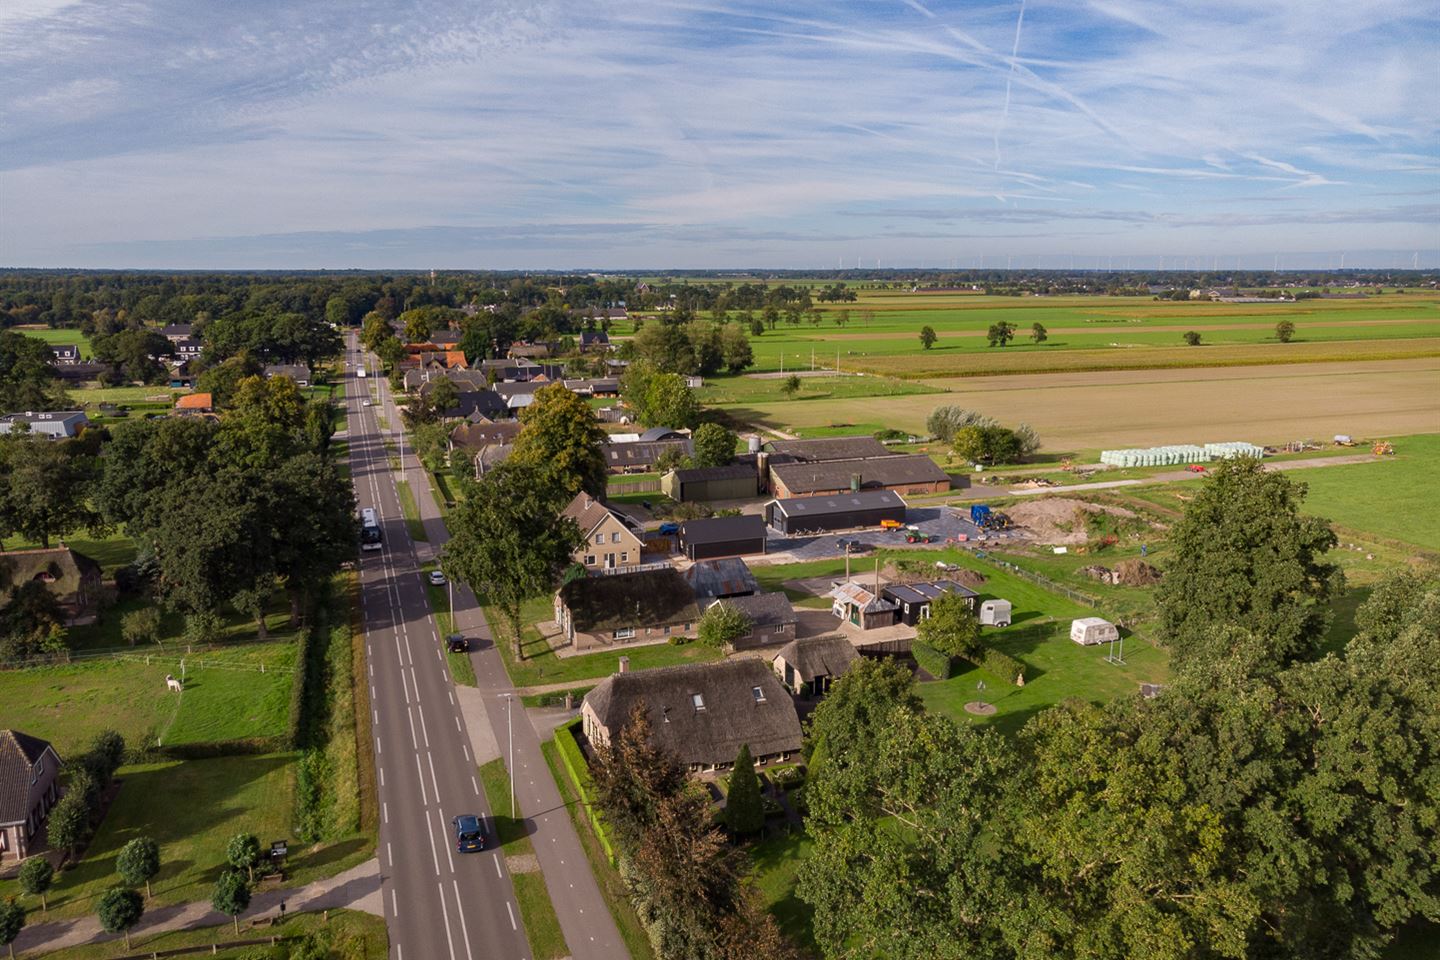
[766,505,1023,561]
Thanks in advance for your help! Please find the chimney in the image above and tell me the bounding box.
[618,655,630,674]
[756,450,769,494]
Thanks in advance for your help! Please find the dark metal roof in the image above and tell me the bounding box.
[770,455,949,495]
[680,514,767,545]
[670,463,756,483]
[719,592,796,628]
[639,427,687,442]
[883,580,977,604]
[769,489,906,517]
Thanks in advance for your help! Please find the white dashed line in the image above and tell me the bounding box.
[506,901,517,931]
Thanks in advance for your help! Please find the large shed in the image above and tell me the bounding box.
[882,580,978,626]
[766,490,907,535]
[679,514,768,560]
[662,463,759,502]
[769,454,950,499]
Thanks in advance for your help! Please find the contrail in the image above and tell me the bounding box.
[994,0,1026,171]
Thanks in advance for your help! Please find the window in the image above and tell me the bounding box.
[594,533,604,544]
[584,555,595,565]
[692,693,706,712]
[752,686,766,703]
[663,625,672,635]
[620,552,628,563]
[611,532,621,543]
[614,627,635,640]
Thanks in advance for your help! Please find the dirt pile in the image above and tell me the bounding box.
[1080,560,1162,586]
[1006,498,1140,545]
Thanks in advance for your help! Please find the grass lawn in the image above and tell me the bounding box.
[488,595,722,688]
[0,530,137,577]
[1292,433,1440,550]
[65,383,186,405]
[394,479,427,541]
[477,759,570,960]
[18,326,92,358]
[32,908,387,959]
[0,754,296,918]
[748,831,817,955]
[696,372,939,406]
[540,740,656,960]
[0,641,297,757]
[420,561,476,686]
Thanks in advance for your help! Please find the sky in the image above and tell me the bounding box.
[2,0,1438,270]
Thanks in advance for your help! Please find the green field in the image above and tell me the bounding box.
[0,641,296,756]
[0,753,298,918]
[1293,434,1440,551]
[18,326,93,359]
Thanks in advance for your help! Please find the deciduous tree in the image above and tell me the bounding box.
[0,899,24,959]
[1275,320,1296,342]
[691,423,737,468]
[96,887,144,949]
[510,383,608,497]
[211,870,251,935]
[226,833,262,883]
[919,325,937,350]
[986,321,1016,347]
[697,601,750,648]
[18,855,54,912]
[915,591,981,659]
[1030,322,1048,344]
[117,836,161,899]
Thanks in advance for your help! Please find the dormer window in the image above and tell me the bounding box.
[692,693,705,712]
[752,686,766,703]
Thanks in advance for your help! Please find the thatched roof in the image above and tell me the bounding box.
[774,636,858,682]
[0,547,101,600]
[558,568,698,632]
[584,660,801,766]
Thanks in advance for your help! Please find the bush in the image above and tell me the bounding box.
[771,765,806,790]
[912,640,957,680]
[120,607,162,646]
[975,648,1026,686]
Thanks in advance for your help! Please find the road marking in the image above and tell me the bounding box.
[447,690,454,706]
[471,775,479,795]
[373,708,378,725]
[427,752,443,806]
[493,853,502,877]
[416,753,429,805]
[401,667,411,703]
[379,767,385,787]
[375,737,382,755]
[440,805,455,872]
[382,801,388,824]
[462,744,470,762]
[506,901,517,931]
[455,716,461,732]
[452,881,475,960]
[387,841,393,866]
[436,882,459,960]
[424,810,441,875]
[416,700,432,748]
[391,889,398,917]
[407,707,419,750]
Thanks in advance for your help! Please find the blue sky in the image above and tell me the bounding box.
[2,0,1437,269]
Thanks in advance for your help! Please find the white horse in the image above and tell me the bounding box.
[165,674,183,693]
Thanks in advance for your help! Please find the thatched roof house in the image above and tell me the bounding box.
[554,567,699,646]
[581,659,801,771]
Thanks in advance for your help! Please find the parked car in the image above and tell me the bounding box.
[428,570,447,586]
[836,538,870,553]
[362,399,373,407]
[452,814,485,852]
[446,634,469,653]
[657,522,680,535]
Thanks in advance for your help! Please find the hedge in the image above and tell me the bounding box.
[554,718,615,865]
[912,640,957,680]
[975,648,1026,686]
[287,623,317,749]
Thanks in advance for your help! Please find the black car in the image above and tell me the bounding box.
[453,814,485,852]
[446,634,469,653]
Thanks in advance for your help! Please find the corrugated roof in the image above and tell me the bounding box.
[767,436,892,461]
[683,558,759,599]
[770,489,906,517]
[770,455,948,495]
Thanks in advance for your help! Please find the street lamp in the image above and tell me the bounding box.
[499,693,515,819]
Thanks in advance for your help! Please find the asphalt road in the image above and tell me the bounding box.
[344,339,532,960]
[349,336,629,960]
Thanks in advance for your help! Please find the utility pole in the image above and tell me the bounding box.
[500,693,515,818]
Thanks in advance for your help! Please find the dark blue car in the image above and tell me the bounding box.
[658,522,680,535]
[453,814,485,852]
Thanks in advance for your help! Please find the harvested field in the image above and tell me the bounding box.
[730,358,1440,454]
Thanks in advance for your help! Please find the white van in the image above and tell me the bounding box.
[1071,617,1119,646]
[978,599,1012,628]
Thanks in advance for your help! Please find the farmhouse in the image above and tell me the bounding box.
[882,580,978,626]
[769,454,949,499]
[715,592,798,650]
[581,660,802,772]
[555,567,699,648]
[0,410,89,439]
[0,730,61,864]
[678,514,767,561]
[579,330,612,352]
[263,363,311,386]
[172,337,204,362]
[0,547,105,625]
[159,323,193,342]
[561,493,645,571]
[773,635,858,696]
[602,434,693,474]
[765,490,907,535]
[49,343,80,364]
[662,463,759,502]
[683,557,759,601]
